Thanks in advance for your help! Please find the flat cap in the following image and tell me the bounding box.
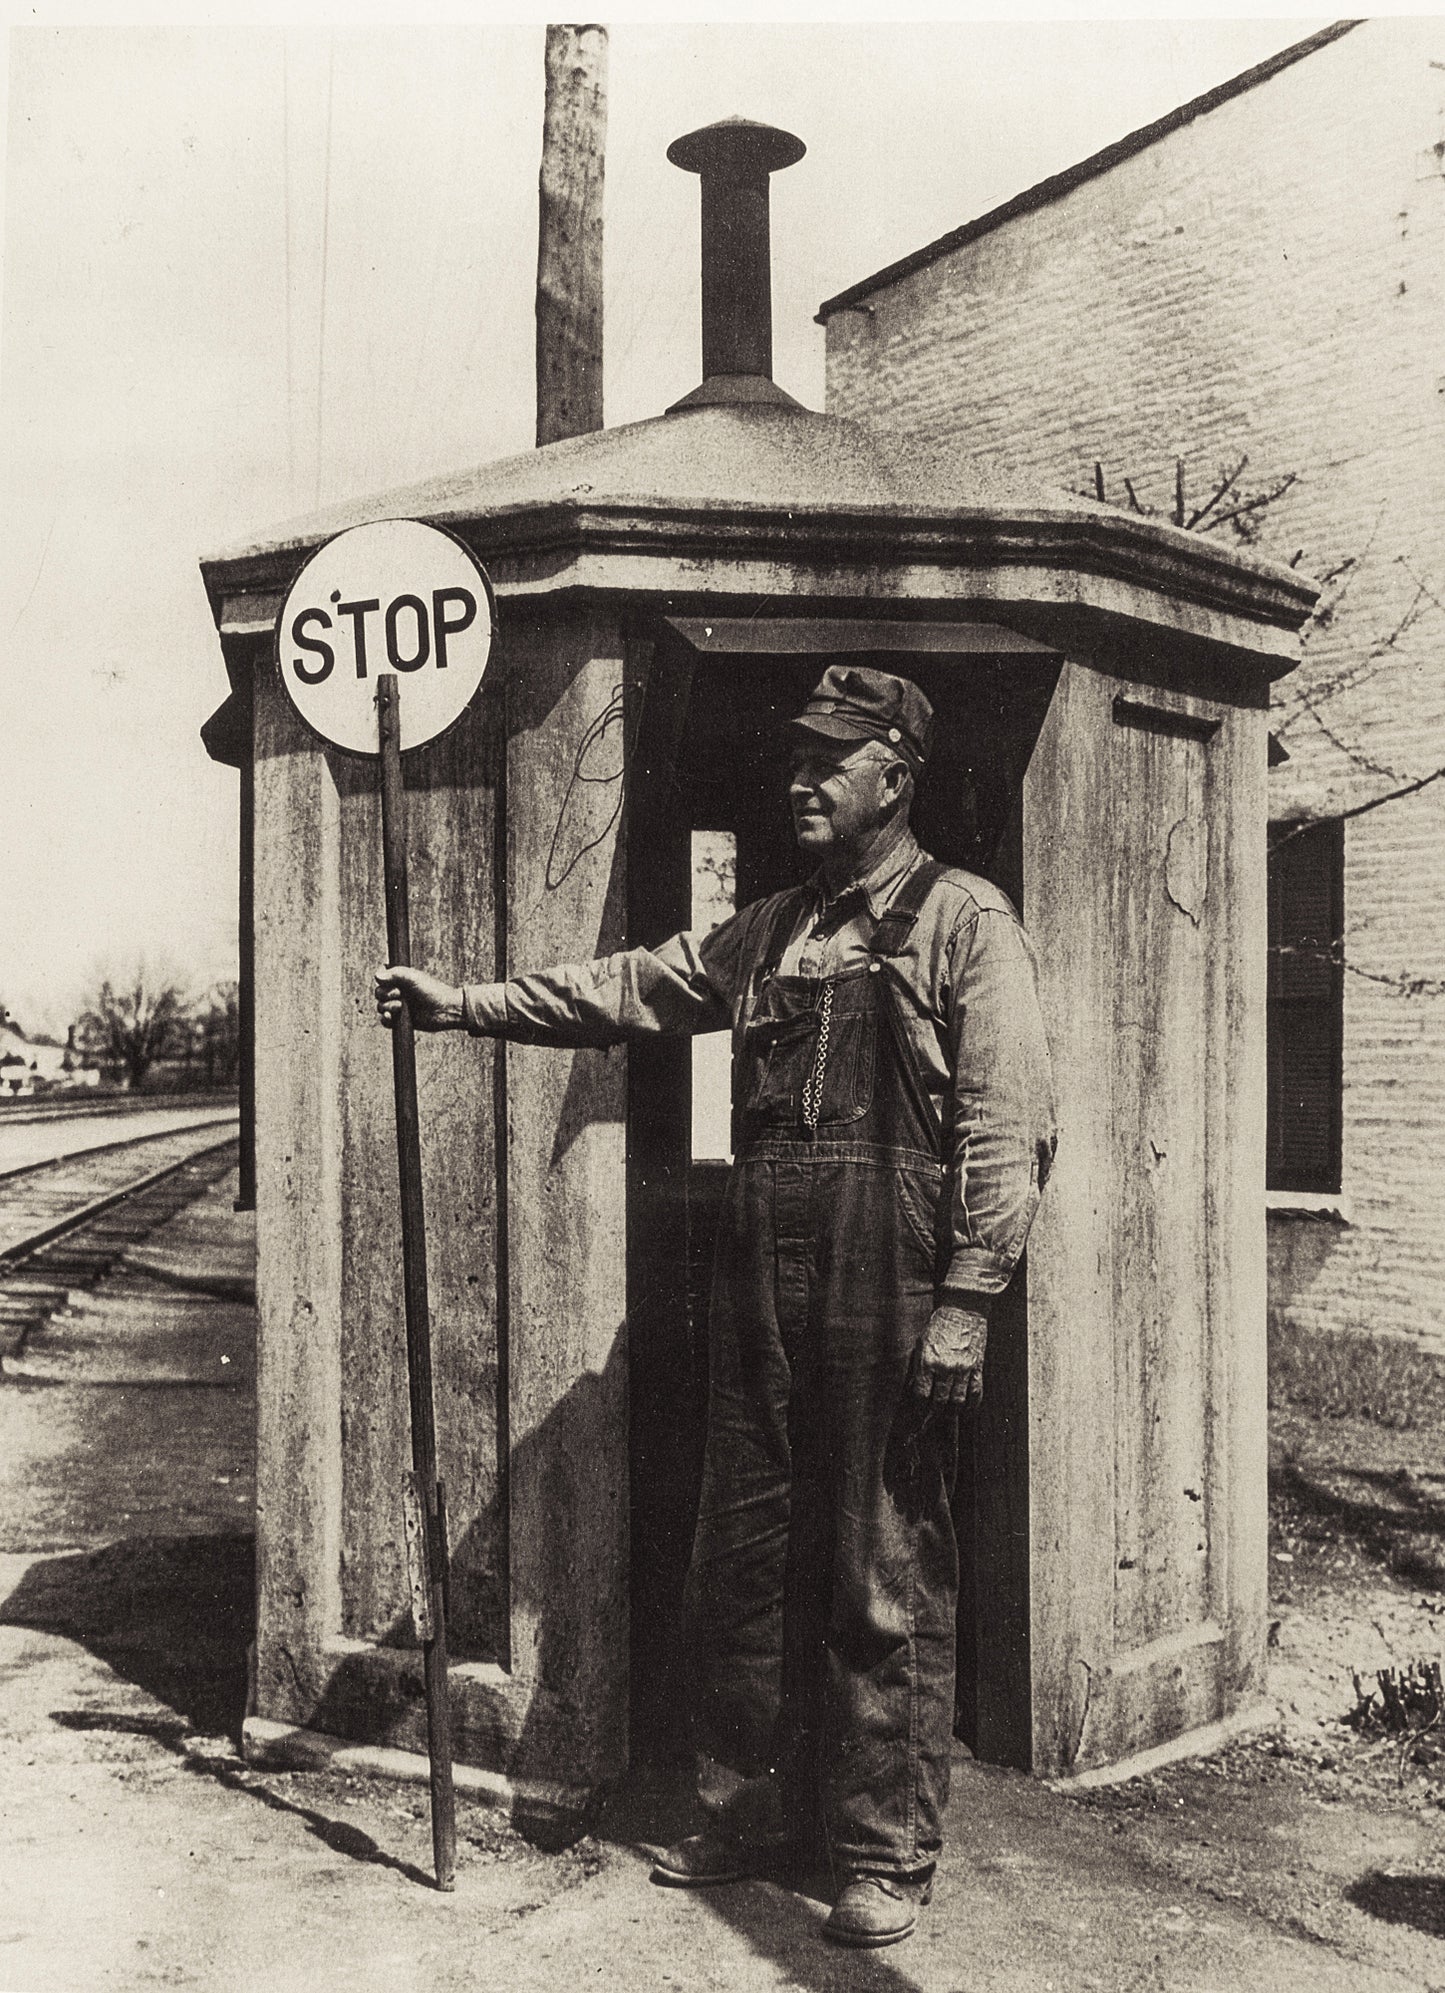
[787,664,934,772]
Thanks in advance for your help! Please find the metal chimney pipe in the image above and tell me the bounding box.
[666,117,805,411]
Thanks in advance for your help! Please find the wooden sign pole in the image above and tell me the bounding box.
[376,673,457,1892]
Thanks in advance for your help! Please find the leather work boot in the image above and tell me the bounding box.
[650,1829,789,1888]
[823,1871,934,1947]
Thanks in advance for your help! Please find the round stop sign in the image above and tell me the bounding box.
[275,519,496,755]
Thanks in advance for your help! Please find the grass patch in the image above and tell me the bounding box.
[1270,1322,1445,1431]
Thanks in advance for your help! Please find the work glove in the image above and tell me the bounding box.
[909,1295,989,1413]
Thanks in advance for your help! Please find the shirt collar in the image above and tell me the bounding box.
[811,829,922,923]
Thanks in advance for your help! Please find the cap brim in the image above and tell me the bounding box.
[785,714,874,746]
[786,714,926,770]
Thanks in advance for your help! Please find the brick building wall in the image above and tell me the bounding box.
[824,19,1445,1348]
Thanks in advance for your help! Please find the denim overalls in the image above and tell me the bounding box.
[684,859,959,1878]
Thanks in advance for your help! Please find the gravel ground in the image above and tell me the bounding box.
[1065,1393,1445,1988]
[2,1173,1443,1988]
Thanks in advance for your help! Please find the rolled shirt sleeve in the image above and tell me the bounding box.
[941,907,1057,1297]
[460,906,761,1047]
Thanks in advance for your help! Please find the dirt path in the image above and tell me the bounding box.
[1066,1396,1445,1988]
[2,1179,1443,1988]
[0,1601,1424,1993]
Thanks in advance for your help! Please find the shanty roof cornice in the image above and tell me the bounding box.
[201,404,1316,670]
[816,19,1362,322]
[207,492,1317,634]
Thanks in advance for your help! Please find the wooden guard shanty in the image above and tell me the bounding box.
[199,392,1316,1806]
[208,88,1320,1811]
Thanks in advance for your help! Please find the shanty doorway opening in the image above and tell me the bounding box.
[625,636,1060,1768]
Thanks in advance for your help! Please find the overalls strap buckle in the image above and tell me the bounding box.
[868,857,947,959]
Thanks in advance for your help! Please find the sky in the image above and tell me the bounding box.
[0,10,1343,1037]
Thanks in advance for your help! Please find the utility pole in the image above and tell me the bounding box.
[536,24,607,446]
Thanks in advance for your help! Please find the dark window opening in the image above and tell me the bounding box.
[1267,817,1344,1194]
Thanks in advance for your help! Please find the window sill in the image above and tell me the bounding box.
[1267,1189,1352,1224]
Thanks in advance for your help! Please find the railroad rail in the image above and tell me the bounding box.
[0,1090,238,1129]
[0,1112,239,1190]
[0,1126,242,1370]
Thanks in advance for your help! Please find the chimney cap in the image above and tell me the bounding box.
[667,116,805,178]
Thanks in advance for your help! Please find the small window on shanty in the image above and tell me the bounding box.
[1267,818,1344,1194]
[691,830,737,1162]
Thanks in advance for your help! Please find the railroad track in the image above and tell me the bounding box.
[0,1090,238,1128]
[0,1111,239,1201]
[0,1125,242,1370]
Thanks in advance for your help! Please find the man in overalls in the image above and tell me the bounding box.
[376,665,1056,1948]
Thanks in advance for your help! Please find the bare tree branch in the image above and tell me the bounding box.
[1401,558,1445,620]
[1294,692,1405,781]
[1198,472,1299,536]
[1184,455,1248,531]
[1272,764,1445,851]
[1271,942,1445,1000]
[1283,578,1435,718]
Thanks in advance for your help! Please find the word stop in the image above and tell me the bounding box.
[289,588,479,684]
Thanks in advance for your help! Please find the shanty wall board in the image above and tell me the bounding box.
[1023,655,1270,1773]
[500,607,631,1782]
[252,663,346,1724]
[248,607,630,1787]
[333,700,504,1660]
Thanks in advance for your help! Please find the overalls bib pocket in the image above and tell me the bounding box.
[740,980,876,1132]
[739,1009,819,1125]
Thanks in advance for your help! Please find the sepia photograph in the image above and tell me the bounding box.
[1,9,1444,1989]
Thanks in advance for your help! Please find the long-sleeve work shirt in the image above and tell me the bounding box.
[462,831,1057,1299]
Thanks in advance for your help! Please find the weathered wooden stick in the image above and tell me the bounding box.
[536,23,607,446]
[377,673,457,1892]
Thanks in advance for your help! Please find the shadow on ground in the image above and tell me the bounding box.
[0,1531,254,1738]
[1345,1870,1445,1939]
[48,1709,437,1887]
[593,1767,929,1993]
[1272,1459,1445,1590]
[0,1527,900,1988]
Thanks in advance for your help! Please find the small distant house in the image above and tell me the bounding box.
[0,1018,85,1095]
